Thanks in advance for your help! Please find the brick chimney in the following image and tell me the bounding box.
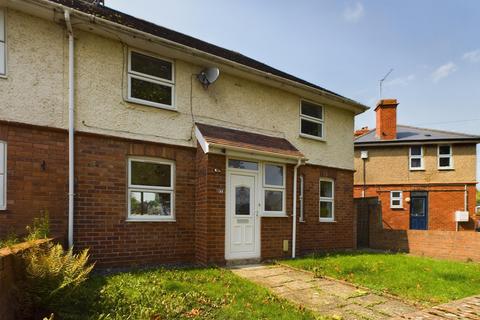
[375,99,398,140]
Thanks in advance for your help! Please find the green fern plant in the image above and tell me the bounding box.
[21,242,95,317]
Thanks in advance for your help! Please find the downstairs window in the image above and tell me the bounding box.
[127,157,175,221]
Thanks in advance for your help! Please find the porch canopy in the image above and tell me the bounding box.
[195,123,305,161]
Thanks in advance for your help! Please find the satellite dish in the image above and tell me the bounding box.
[197,67,220,88]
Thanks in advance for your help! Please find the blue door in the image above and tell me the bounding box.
[410,193,428,230]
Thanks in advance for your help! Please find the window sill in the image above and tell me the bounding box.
[299,133,326,142]
[438,167,455,171]
[319,219,336,223]
[409,168,425,171]
[0,74,7,80]
[125,97,178,112]
[126,218,176,223]
[261,213,288,218]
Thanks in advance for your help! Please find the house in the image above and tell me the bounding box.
[354,99,480,231]
[0,0,368,267]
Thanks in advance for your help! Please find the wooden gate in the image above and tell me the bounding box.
[355,197,379,248]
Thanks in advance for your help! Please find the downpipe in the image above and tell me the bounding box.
[292,158,303,258]
[65,10,75,248]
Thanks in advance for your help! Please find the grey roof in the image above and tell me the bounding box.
[355,125,480,145]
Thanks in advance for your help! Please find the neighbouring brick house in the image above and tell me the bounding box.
[354,99,480,231]
[0,0,368,267]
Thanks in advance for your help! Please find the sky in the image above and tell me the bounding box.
[106,0,480,185]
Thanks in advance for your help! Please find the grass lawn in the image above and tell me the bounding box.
[282,251,480,305]
[55,267,321,320]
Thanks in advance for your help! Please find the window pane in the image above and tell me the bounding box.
[320,180,333,198]
[320,201,333,218]
[265,190,283,212]
[235,186,250,215]
[439,146,451,155]
[131,51,172,81]
[439,157,451,167]
[0,42,4,75]
[392,200,401,206]
[391,191,401,198]
[228,159,258,170]
[410,147,422,156]
[301,119,322,137]
[411,198,425,216]
[301,101,323,119]
[131,77,172,106]
[411,158,422,168]
[131,161,171,187]
[265,164,283,186]
[130,191,171,216]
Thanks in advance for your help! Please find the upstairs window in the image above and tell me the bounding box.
[0,9,5,75]
[300,101,324,139]
[409,146,424,170]
[319,178,334,222]
[263,163,285,215]
[128,157,175,221]
[390,191,403,209]
[438,145,453,169]
[128,50,175,110]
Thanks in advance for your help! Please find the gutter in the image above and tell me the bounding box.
[21,0,368,115]
[355,139,480,147]
[64,9,75,248]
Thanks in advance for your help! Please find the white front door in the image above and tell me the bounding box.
[226,173,260,260]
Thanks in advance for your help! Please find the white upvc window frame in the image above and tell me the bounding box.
[0,8,7,77]
[299,100,325,141]
[409,146,424,171]
[319,178,335,222]
[262,162,286,216]
[299,175,304,222]
[390,191,403,209]
[127,49,176,110]
[127,157,175,222]
[438,145,454,170]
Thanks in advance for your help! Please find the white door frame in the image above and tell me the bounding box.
[225,158,261,260]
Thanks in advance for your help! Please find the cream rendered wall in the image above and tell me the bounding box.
[354,144,477,185]
[0,9,66,128]
[0,9,356,170]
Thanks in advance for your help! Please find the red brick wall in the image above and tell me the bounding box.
[195,149,226,265]
[0,122,68,241]
[0,122,356,267]
[354,184,478,231]
[368,205,480,262]
[297,165,356,255]
[74,133,197,268]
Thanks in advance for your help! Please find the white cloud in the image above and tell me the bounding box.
[463,49,480,63]
[343,2,364,23]
[431,62,457,83]
[385,74,416,87]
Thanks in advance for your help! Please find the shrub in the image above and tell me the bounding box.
[19,243,95,318]
[24,212,50,242]
[0,212,50,249]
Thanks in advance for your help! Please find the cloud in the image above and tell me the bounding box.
[343,2,364,23]
[431,62,457,83]
[384,74,415,87]
[463,49,480,63]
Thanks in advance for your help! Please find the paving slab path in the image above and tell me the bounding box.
[392,295,480,320]
[231,264,419,319]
